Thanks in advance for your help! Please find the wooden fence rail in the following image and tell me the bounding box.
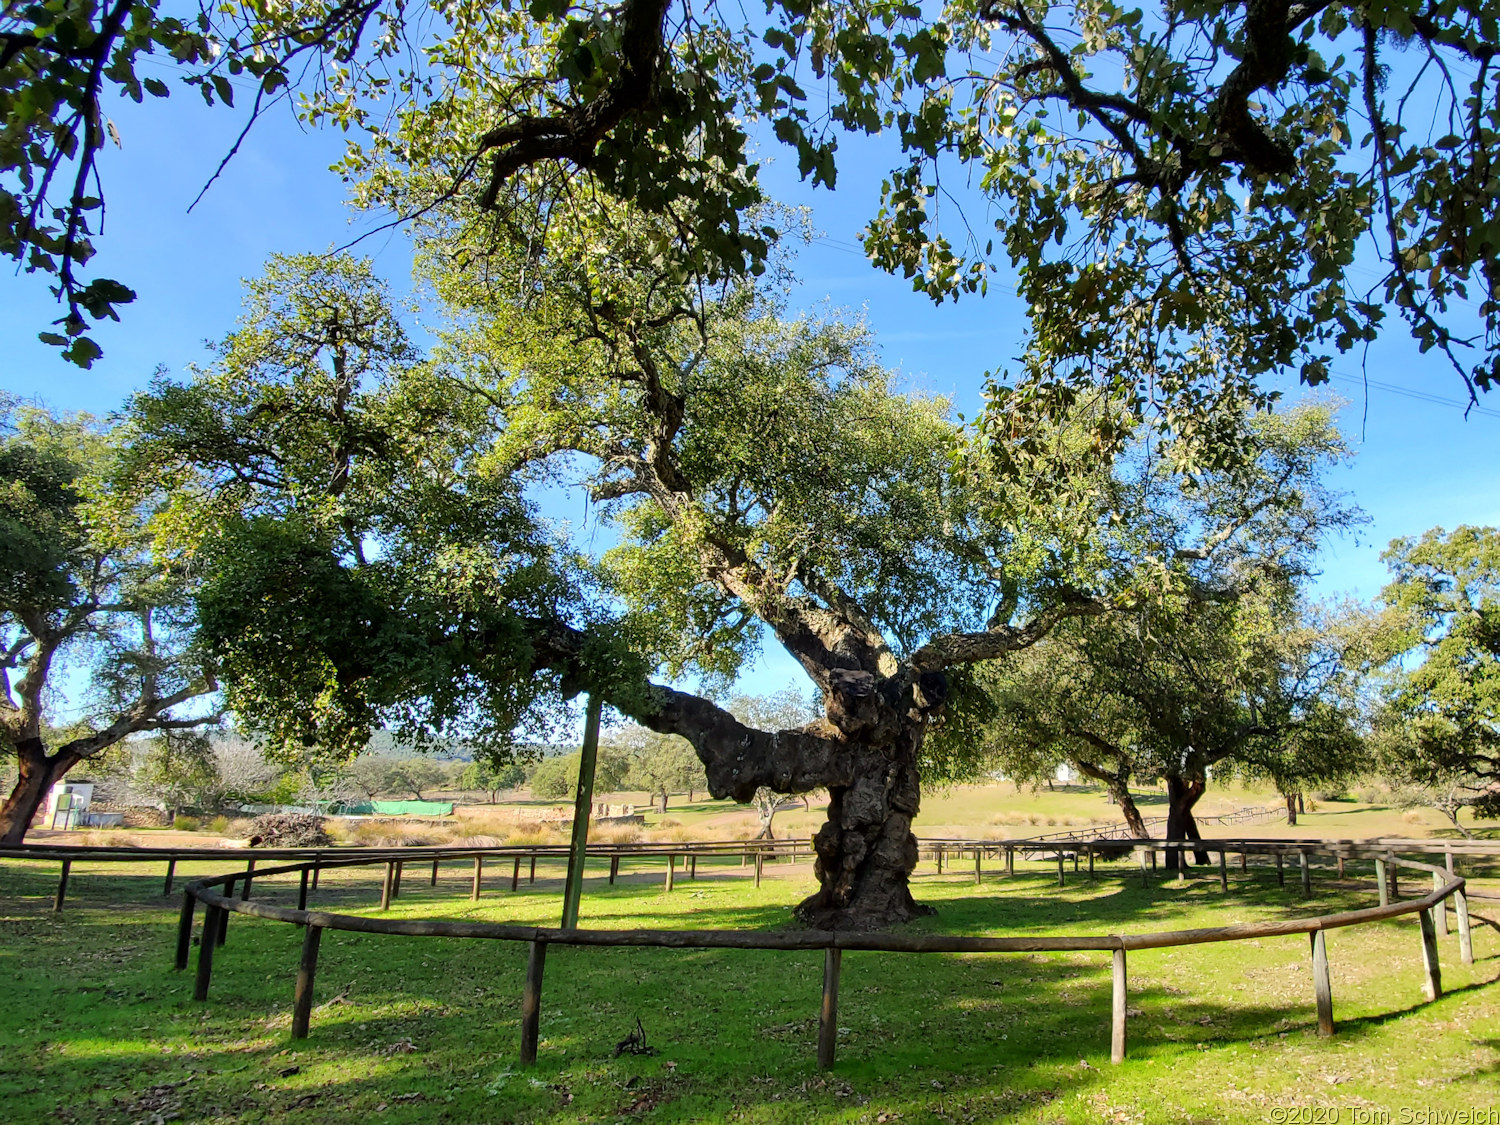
[4,834,1493,1070]
[109,838,1489,1071]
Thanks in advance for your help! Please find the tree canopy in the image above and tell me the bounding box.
[1378,525,1500,818]
[0,397,220,841]
[7,0,1497,456]
[971,402,1370,849]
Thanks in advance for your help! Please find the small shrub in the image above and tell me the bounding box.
[247,813,333,848]
[173,815,201,832]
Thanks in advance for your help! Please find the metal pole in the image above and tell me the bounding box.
[561,694,604,930]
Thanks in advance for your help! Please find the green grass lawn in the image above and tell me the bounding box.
[3,852,1499,1124]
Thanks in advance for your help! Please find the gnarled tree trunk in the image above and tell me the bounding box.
[1163,775,1210,869]
[0,739,79,844]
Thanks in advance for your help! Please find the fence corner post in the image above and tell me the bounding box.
[1455,888,1474,965]
[1418,907,1443,1002]
[1310,929,1334,1037]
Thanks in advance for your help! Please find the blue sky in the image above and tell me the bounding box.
[4,74,1498,701]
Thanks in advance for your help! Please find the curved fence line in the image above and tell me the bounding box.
[4,836,1483,1069]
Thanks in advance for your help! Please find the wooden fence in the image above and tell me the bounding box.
[4,835,1489,1069]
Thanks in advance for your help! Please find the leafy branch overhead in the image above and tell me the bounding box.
[6,0,1496,441]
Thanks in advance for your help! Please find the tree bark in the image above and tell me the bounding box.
[1163,775,1210,869]
[1073,759,1145,837]
[0,739,79,844]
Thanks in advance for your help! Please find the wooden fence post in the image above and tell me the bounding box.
[380,862,395,911]
[53,859,71,912]
[163,859,177,896]
[1110,948,1127,1064]
[1300,850,1311,898]
[1310,929,1334,1037]
[471,856,482,901]
[218,878,235,946]
[1375,857,1389,907]
[1418,908,1442,1002]
[520,941,547,1065]
[818,947,842,1070]
[1433,873,1447,936]
[194,906,222,1001]
[1455,889,1474,965]
[290,924,324,1040]
[174,892,195,971]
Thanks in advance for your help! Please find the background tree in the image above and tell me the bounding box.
[975,404,1366,859]
[621,731,705,814]
[528,744,632,802]
[1377,526,1500,820]
[130,730,219,817]
[0,399,221,841]
[727,688,822,838]
[384,757,447,801]
[116,254,579,785]
[459,758,526,803]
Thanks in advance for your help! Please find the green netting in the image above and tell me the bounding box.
[336,800,453,816]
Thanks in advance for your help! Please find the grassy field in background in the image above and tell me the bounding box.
[44,779,1489,852]
[2,849,1499,1124]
